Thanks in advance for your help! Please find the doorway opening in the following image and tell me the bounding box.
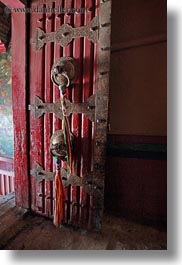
[0,1,14,197]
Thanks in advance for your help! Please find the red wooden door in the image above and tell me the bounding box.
[29,0,111,230]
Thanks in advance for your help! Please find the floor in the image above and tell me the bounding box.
[0,193,167,250]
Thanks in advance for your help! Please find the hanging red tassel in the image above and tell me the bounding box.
[53,85,73,228]
[53,157,65,227]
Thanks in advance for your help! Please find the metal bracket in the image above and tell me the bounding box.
[31,16,99,50]
[31,162,103,197]
[28,94,95,122]
[30,162,55,183]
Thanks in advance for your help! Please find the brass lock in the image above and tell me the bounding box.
[51,57,78,87]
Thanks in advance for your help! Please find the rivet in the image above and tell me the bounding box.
[62,32,69,37]
[87,7,93,12]
[88,105,95,110]
[96,119,106,123]
[100,22,111,28]
[98,71,109,77]
[101,0,108,4]
[47,15,53,20]
[37,18,43,23]
[90,26,99,32]
[100,47,110,51]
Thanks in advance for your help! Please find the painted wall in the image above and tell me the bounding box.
[0,49,14,158]
[105,0,167,225]
[109,0,167,136]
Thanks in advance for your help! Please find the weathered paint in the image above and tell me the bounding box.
[29,1,45,213]
[11,8,29,208]
[0,0,29,207]
[1,0,24,8]
[28,0,111,230]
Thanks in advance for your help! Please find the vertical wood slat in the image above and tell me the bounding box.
[11,8,29,208]
[44,1,54,217]
[79,0,95,228]
[63,0,73,224]
[41,3,46,215]
[0,173,15,196]
[3,175,6,195]
[92,0,112,229]
[71,0,83,226]
[5,175,9,194]
[89,0,98,228]
[8,176,11,194]
[78,0,86,226]
[0,174,5,195]
[53,0,64,220]
[88,0,99,227]
[0,158,15,196]
[49,0,64,218]
[29,0,45,213]
[53,0,63,134]
[9,175,14,194]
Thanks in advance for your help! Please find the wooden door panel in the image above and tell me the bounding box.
[29,0,111,230]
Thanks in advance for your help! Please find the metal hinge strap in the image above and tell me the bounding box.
[28,94,95,122]
[31,16,99,50]
[31,162,103,196]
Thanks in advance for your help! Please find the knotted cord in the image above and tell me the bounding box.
[59,85,73,174]
[53,84,73,227]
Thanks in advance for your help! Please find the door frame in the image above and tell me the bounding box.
[1,0,29,208]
